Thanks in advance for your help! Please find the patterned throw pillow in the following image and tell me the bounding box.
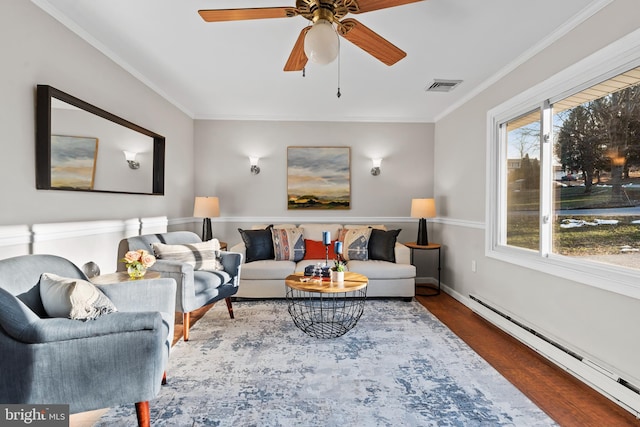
[152,239,223,271]
[338,228,372,261]
[272,227,305,261]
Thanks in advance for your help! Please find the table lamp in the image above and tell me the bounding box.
[411,198,436,245]
[193,196,220,241]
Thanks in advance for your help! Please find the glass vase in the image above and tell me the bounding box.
[127,265,147,279]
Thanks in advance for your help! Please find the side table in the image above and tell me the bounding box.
[90,271,161,286]
[404,242,441,296]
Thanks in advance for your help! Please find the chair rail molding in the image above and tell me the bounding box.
[0,217,171,249]
[435,217,485,230]
[31,219,140,242]
[201,216,432,224]
[0,225,32,246]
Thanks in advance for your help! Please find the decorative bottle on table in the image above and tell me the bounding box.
[323,231,331,266]
[331,241,345,283]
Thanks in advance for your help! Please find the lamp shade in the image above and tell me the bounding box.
[411,198,436,219]
[193,196,220,218]
[123,151,137,162]
[304,19,339,65]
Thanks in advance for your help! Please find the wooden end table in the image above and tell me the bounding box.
[404,242,441,296]
[90,271,161,286]
[284,272,368,339]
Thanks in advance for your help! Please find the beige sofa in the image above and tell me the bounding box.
[229,223,416,299]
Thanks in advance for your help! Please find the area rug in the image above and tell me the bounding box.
[96,300,556,426]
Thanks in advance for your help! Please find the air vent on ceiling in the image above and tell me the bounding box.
[425,79,463,92]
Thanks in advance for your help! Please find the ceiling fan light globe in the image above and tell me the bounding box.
[304,19,339,65]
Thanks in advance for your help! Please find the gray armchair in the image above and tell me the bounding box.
[118,231,242,341]
[0,254,176,427]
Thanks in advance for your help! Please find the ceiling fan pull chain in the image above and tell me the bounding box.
[303,67,306,77]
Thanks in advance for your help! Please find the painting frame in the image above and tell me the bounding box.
[287,146,351,210]
[50,135,99,190]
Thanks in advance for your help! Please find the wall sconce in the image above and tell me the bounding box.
[123,151,140,169]
[411,198,436,245]
[371,158,382,176]
[193,196,220,241]
[250,157,260,175]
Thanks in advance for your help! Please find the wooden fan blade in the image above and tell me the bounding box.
[338,19,406,66]
[349,0,424,14]
[284,27,310,71]
[198,7,298,22]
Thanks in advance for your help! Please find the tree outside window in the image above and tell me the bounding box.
[502,67,640,269]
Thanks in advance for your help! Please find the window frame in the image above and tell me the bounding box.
[486,28,640,300]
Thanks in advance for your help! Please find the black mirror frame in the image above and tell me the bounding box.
[36,84,165,195]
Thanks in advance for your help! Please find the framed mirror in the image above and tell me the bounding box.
[36,85,165,195]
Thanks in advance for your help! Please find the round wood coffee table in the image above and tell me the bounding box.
[284,272,368,339]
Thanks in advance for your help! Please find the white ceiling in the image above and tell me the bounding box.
[33,0,606,123]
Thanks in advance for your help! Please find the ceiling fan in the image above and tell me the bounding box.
[198,0,424,71]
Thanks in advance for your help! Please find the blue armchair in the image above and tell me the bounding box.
[0,254,176,427]
[118,231,242,341]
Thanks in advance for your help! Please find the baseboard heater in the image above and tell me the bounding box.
[468,294,640,416]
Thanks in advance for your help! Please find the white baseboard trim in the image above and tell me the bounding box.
[439,285,640,417]
[415,276,438,285]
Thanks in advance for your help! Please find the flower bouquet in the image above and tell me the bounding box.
[121,249,156,279]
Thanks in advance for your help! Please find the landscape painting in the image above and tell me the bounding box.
[287,146,350,210]
[51,135,98,190]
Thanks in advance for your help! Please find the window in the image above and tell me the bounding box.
[552,70,640,262]
[487,30,640,297]
[505,110,541,251]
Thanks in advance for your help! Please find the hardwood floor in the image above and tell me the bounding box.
[417,292,640,426]
[72,294,640,426]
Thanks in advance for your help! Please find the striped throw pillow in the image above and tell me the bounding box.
[152,239,223,271]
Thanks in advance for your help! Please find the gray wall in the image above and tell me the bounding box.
[0,0,195,226]
[194,120,435,247]
[434,0,640,387]
[0,1,435,267]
